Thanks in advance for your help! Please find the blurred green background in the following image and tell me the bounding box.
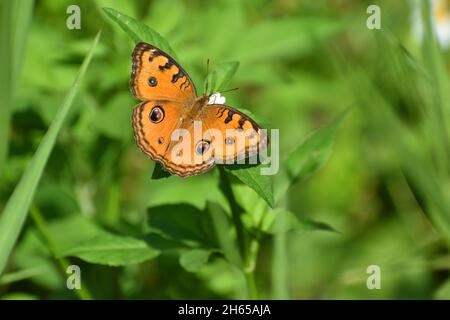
[0,0,450,299]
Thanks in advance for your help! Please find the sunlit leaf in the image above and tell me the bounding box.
[60,232,160,266]
[102,7,178,59]
[225,164,274,208]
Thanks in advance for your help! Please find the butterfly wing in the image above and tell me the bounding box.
[130,42,197,103]
[130,43,266,176]
[132,101,214,177]
[201,105,268,163]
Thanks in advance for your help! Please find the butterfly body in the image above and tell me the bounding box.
[183,95,210,122]
[130,42,267,177]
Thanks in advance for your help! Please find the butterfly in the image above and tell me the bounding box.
[130,42,268,177]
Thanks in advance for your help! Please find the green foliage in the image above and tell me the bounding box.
[92,93,133,141]
[179,249,213,273]
[0,0,33,176]
[0,32,101,275]
[146,204,218,249]
[204,61,240,95]
[207,201,242,267]
[226,165,274,208]
[0,0,13,177]
[286,109,348,184]
[233,17,345,62]
[61,232,160,266]
[102,7,178,59]
[264,209,337,235]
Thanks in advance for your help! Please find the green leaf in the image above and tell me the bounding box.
[264,209,338,235]
[0,31,101,276]
[0,266,48,286]
[147,203,218,248]
[285,109,348,184]
[179,249,212,272]
[102,7,178,60]
[151,163,171,180]
[234,107,270,127]
[204,61,239,95]
[225,164,274,208]
[143,233,188,251]
[12,214,101,291]
[60,232,160,266]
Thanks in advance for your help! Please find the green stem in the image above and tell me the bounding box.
[272,211,289,299]
[30,206,93,300]
[272,198,290,299]
[0,31,101,276]
[245,239,260,299]
[219,167,248,263]
[244,270,258,299]
[218,167,259,299]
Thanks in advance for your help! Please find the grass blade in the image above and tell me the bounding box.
[0,266,47,285]
[0,0,13,176]
[0,0,34,177]
[0,31,101,276]
[421,0,450,177]
[11,0,34,90]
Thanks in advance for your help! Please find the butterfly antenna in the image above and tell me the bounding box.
[204,58,210,96]
[218,87,239,94]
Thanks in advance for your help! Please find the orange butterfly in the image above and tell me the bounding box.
[130,42,268,177]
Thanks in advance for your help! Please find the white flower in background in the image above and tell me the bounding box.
[413,0,450,49]
[208,92,226,105]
